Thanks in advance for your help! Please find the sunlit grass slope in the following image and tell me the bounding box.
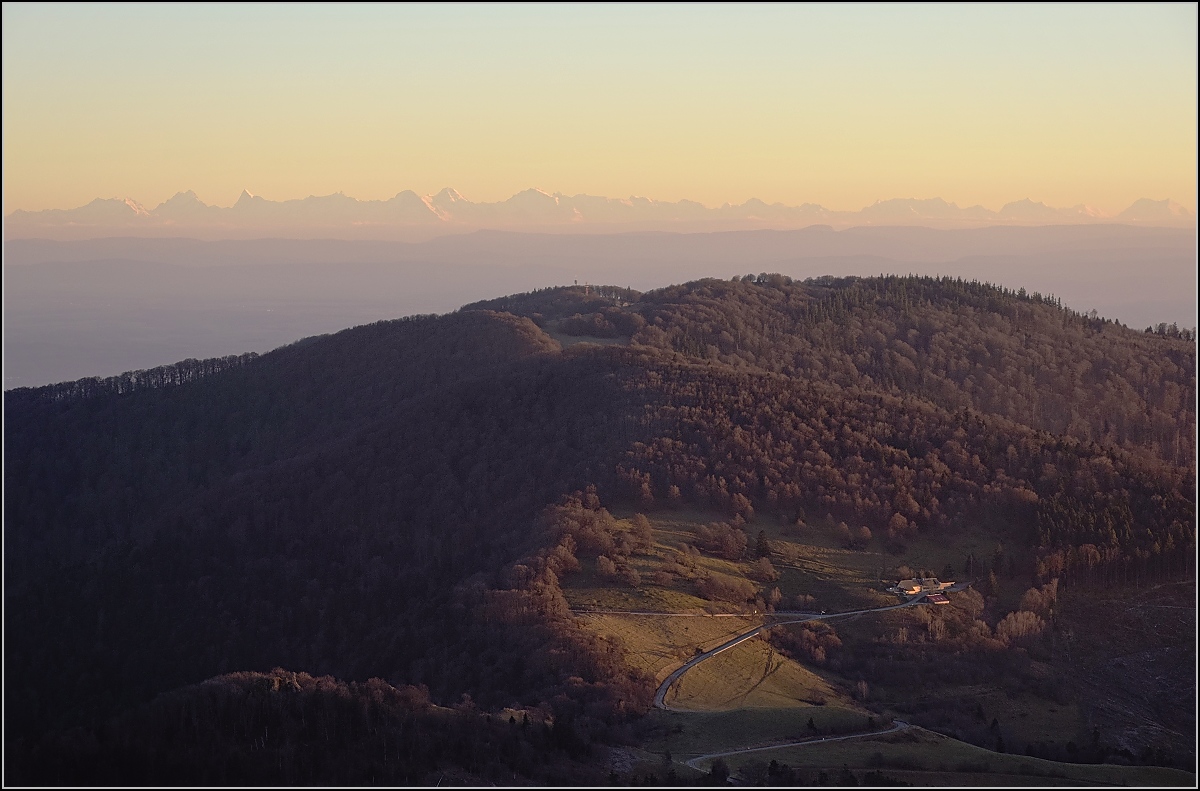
[666,635,843,711]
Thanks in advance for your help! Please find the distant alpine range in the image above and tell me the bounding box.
[6,189,1193,239]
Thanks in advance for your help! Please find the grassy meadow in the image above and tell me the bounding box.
[558,507,1194,788]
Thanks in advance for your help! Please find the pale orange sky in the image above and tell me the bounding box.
[3,3,1196,215]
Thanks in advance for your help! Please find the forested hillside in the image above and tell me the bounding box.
[475,275,1194,465]
[6,275,1194,784]
[18,669,613,787]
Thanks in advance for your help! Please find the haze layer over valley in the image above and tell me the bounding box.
[5,224,1194,388]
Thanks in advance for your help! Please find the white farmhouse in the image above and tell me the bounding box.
[890,577,953,598]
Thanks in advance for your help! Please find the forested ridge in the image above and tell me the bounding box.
[5,274,1194,784]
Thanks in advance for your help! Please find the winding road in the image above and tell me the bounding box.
[652,595,927,710]
[574,594,942,778]
[682,719,911,770]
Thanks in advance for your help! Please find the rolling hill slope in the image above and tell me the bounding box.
[5,275,1194,784]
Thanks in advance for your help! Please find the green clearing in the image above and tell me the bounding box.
[857,769,1184,787]
[563,512,760,613]
[642,706,874,757]
[542,325,630,348]
[592,506,1024,613]
[771,511,1021,588]
[617,750,706,784]
[578,613,760,683]
[566,511,870,715]
[894,685,1087,749]
[572,508,896,612]
[566,573,714,612]
[712,726,1195,787]
[561,508,1190,786]
[667,635,846,711]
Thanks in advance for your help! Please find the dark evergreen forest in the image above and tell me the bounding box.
[5,274,1194,784]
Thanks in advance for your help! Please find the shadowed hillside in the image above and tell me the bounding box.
[5,275,1194,784]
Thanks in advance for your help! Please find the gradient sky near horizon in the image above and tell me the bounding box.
[3,3,1196,215]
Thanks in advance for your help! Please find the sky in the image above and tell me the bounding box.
[3,2,1197,215]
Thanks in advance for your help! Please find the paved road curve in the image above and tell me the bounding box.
[653,595,926,710]
[580,589,974,779]
[683,719,911,771]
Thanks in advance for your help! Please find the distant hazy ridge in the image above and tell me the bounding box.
[5,189,1193,240]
